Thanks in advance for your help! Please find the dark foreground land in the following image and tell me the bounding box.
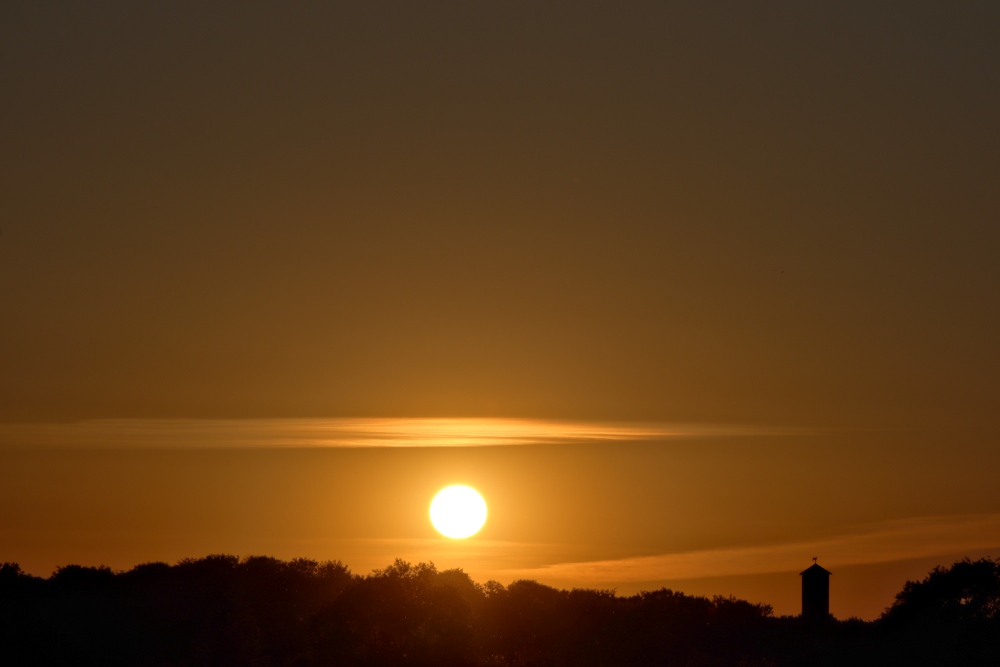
[1,556,998,666]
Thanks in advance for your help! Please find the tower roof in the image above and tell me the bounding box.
[800,563,832,576]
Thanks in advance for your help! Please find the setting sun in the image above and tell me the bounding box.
[430,485,487,539]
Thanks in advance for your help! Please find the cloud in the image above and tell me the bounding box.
[500,513,1000,585]
[0,418,796,449]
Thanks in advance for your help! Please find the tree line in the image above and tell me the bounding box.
[1,555,998,666]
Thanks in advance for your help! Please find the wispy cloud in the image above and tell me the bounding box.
[500,514,1000,585]
[0,418,795,449]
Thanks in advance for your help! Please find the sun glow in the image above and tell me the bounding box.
[430,485,487,539]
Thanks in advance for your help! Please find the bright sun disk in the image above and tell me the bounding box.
[430,485,487,539]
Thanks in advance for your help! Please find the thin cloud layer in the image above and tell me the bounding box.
[501,513,1000,585]
[0,418,794,449]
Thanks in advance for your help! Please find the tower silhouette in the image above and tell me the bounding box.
[800,560,831,619]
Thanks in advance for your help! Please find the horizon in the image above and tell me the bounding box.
[3,417,998,619]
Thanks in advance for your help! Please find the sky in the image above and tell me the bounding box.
[1,1,998,619]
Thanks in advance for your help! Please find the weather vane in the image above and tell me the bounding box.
[813,556,818,564]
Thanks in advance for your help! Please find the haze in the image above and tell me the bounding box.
[1,1,998,619]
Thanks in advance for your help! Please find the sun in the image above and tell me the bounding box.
[430,485,487,539]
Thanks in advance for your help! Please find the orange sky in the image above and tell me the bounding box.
[1,2,998,619]
[2,419,998,618]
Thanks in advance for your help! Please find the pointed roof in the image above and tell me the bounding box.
[800,563,832,576]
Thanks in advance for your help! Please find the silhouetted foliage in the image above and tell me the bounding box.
[1,555,997,665]
[886,557,1000,623]
[878,557,1000,666]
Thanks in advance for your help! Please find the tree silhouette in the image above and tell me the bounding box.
[1,554,998,666]
[885,557,1000,623]
[878,557,1000,666]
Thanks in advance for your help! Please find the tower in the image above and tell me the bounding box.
[800,559,831,619]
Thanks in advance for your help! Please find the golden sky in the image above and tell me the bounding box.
[2,418,998,618]
[1,2,998,619]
